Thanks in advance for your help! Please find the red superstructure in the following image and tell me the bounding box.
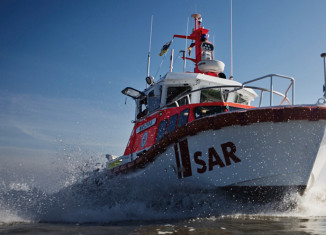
[123,102,254,156]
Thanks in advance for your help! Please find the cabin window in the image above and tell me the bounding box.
[193,106,225,119]
[167,114,178,134]
[148,86,162,113]
[156,119,167,142]
[176,96,189,107]
[234,94,249,105]
[166,86,191,106]
[140,97,147,110]
[137,97,148,119]
[223,90,229,102]
[200,89,223,103]
[177,108,190,127]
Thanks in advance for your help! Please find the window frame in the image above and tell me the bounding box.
[177,108,190,128]
[156,119,168,142]
[167,114,178,134]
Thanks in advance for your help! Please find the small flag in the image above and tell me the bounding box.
[187,42,195,56]
[159,40,172,56]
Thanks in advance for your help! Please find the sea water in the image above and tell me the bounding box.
[1,151,326,234]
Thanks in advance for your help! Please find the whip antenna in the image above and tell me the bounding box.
[230,0,233,80]
[146,15,154,87]
[183,17,189,72]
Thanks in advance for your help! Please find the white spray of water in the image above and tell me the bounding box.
[1,147,326,224]
[292,185,326,217]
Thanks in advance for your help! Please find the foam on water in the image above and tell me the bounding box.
[1,151,326,225]
[0,205,29,225]
[292,185,326,217]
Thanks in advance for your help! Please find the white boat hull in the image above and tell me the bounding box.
[140,121,324,185]
[110,106,326,199]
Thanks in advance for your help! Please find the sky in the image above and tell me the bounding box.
[1,0,326,183]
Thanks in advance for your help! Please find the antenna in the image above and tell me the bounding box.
[321,52,326,98]
[213,35,215,59]
[146,15,154,87]
[183,17,189,72]
[230,0,233,80]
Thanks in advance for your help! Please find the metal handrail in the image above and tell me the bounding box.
[165,74,295,108]
[241,74,295,106]
[164,85,290,108]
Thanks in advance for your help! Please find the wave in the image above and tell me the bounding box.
[1,155,326,225]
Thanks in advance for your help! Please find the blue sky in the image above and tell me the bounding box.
[1,0,326,165]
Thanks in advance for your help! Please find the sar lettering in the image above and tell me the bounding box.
[174,139,241,178]
[194,142,241,174]
[194,151,206,173]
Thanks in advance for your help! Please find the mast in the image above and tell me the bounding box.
[174,13,209,73]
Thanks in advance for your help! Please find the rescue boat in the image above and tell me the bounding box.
[106,14,326,201]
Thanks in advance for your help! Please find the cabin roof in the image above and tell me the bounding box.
[155,72,258,98]
[160,72,244,86]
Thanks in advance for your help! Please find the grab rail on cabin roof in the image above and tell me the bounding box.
[165,74,295,108]
[236,74,295,106]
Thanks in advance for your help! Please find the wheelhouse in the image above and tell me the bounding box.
[131,72,257,120]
